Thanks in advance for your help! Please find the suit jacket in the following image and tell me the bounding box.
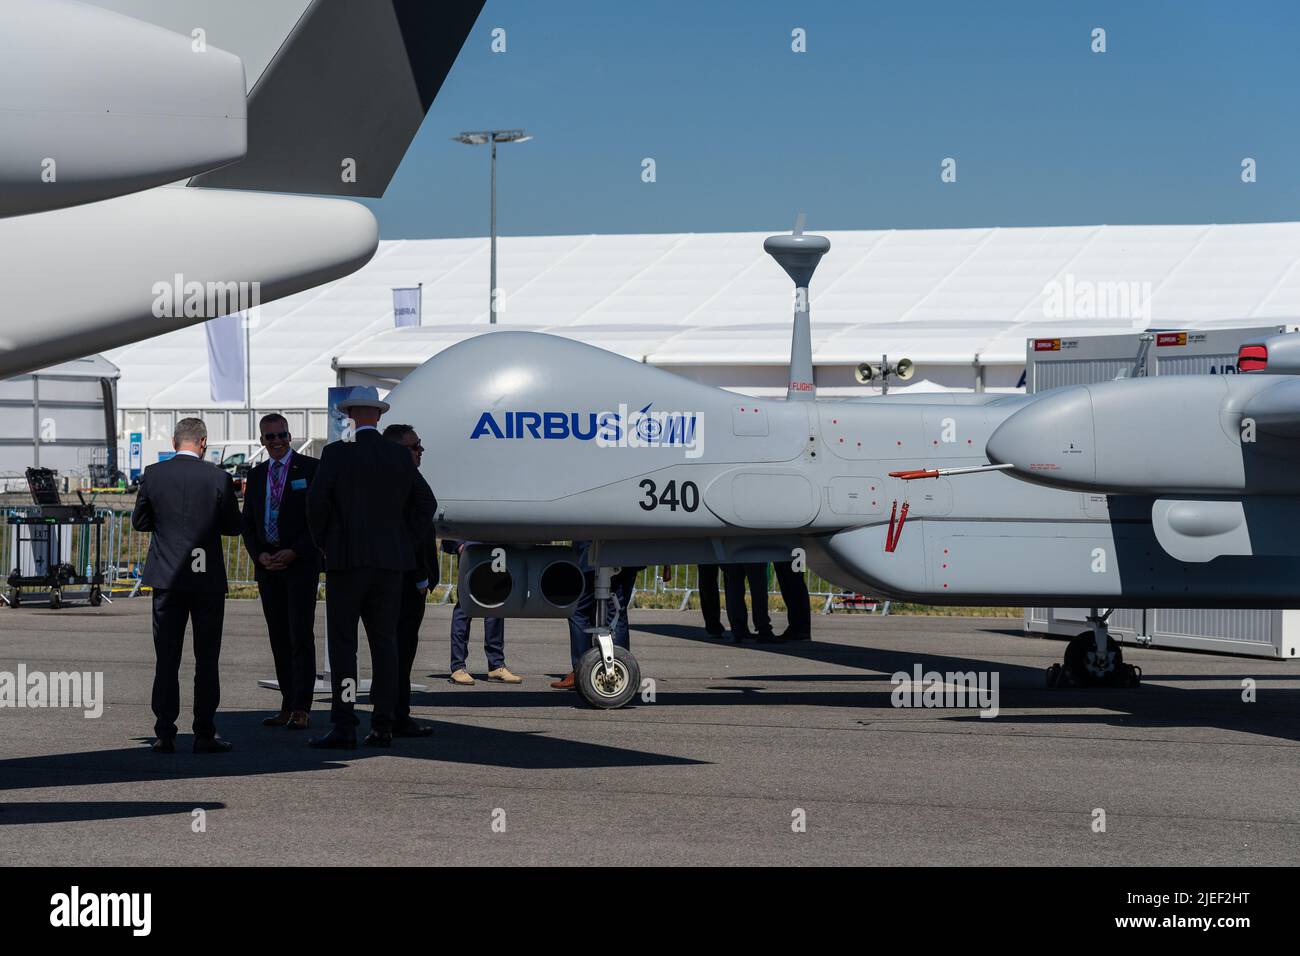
[131,454,243,592]
[241,451,321,579]
[306,429,438,572]
[411,516,440,589]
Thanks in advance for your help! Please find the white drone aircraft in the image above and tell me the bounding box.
[386,218,1300,709]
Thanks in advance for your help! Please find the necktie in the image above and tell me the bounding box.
[268,460,285,543]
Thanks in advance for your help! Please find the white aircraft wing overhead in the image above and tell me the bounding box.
[0,0,468,378]
[0,187,377,378]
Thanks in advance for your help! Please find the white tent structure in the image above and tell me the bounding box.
[107,222,1300,462]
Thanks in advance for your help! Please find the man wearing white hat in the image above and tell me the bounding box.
[306,386,437,749]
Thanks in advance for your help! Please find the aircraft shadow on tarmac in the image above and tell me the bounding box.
[0,713,704,824]
[0,800,224,826]
[628,622,1300,744]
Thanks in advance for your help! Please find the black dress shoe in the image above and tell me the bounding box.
[151,737,175,753]
[780,630,812,641]
[392,718,433,738]
[756,629,782,643]
[731,631,755,643]
[704,626,724,638]
[308,728,357,749]
[193,735,233,754]
[363,730,393,747]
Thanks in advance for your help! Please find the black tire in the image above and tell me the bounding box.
[8,589,18,608]
[49,589,61,610]
[88,587,102,607]
[575,645,641,710]
[1064,631,1123,686]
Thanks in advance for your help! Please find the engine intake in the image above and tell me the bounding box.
[457,544,585,618]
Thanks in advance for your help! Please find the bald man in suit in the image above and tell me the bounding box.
[131,417,242,753]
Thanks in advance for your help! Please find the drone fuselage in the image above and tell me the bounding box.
[386,330,1300,610]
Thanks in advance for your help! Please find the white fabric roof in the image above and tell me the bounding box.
[107,222,1300,408]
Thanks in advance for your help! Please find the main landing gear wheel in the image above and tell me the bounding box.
[575,645,641,709]
[88,586,102,607]
[1046,632,1141,688]
[48,588,61,610]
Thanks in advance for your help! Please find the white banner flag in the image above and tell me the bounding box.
[205,312,246,403]
[393,286,421,327]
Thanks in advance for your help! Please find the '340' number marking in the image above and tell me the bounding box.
[639,479,699,512]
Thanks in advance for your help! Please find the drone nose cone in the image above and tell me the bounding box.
[985,386,1097,488]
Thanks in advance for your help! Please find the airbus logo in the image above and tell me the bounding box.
[470,402,703,456]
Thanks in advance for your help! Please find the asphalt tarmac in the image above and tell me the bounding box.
[1,597,1297,865]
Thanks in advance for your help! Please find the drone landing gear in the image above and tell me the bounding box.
[574,562,641,710]
[576,630,641,710]
[1046,608,1142,688]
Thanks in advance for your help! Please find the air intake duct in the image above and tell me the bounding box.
[457,544,585,619]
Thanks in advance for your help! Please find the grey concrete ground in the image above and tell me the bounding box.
[0,597,1297,866]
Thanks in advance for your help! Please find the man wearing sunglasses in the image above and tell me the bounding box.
[382,422,439,736]
[241,413,321,731]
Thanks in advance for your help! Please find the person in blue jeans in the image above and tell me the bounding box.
[445,539,520,685]
[552,540,641,690]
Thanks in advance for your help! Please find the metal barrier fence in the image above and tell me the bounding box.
[0,508,263,598]
[6,510,884,613]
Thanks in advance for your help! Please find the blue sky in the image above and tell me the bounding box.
[360,0,1300,239]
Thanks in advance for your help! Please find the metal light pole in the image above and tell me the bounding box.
[452,129,532,323]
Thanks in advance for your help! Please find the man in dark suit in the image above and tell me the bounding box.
[697,564,724,637]
[306,387,437,749]
[241,413,321,731]
[722,562,774,642]
[131,417,242,753]
[773,560,812,641]
[382,422,438,737]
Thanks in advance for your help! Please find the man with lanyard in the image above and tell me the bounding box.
[241,413,321,730]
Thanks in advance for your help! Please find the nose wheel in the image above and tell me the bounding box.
[575,644,641,709]
[575,554,643,709]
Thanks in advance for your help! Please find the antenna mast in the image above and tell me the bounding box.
[764,214,830,401]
